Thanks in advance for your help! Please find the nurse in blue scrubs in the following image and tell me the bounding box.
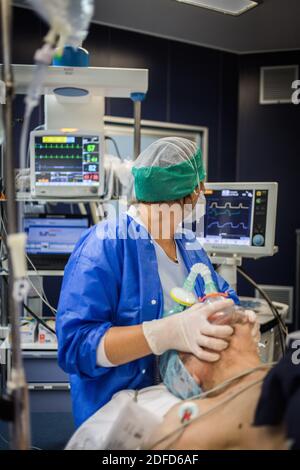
[56,137,239,426]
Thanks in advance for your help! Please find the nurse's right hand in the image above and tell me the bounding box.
[142,299,234,362]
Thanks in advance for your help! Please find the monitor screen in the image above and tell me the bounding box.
[33,135,100,186]
[24,217,89,255]
[202,189,254,246]
[198,187,271,250]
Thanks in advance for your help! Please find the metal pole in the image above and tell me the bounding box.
[1,0,31,449]
[133,99,141,160]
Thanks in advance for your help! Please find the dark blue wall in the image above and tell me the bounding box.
[237,52,300,320]
[85,22,239,180]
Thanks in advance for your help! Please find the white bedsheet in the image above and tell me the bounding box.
[66,384,181,450]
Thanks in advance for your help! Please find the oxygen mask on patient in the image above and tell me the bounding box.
[159,350,202,400]
[205,293,248,325]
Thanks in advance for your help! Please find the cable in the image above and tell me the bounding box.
[21,44,54,170]
[19,109,32,171]
[22,302,56,335]
[0,431,9,447]
[237,266,287,355]
[27,279,57,315]
[26,123,45,168]
[187,362,275,401]
[105,136,122,160]
[149,374,266,450]
[238,267,287,333]
[25,257,57,315]
[25,252,53,309]
[237,266,287,333]
[1,210,57,313]
[2,274,56,334]
[0,431,42,450]
[144,363,273,449]
[0,214,57,315]
[0,214,55,314]
[136,363,274,404]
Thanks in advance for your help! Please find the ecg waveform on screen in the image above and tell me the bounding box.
[207,221,249,230]
[208,202,250,220]
[205,195,252,239]
[210,202,249,210]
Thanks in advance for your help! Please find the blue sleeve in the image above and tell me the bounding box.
[213,270,240,305]
[56,228,122,379]
[200,249,240,305]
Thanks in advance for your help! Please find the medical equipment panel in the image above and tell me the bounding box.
[24,215,89,255]
[30,130,104,197]
[24,215,90,270]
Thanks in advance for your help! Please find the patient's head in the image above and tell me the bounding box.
[160,306,261,398]
[179,320,260,392]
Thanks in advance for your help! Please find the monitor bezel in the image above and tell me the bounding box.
[198,182,278,258]
[30,130,104,197]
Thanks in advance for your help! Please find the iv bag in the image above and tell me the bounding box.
[26,0,94,47]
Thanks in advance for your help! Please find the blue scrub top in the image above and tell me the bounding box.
[56,214,238,427]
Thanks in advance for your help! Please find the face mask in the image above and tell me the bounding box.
[159,350,202,400]
[182,190,206,225]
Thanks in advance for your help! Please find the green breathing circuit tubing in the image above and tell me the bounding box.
[168,263,218,315]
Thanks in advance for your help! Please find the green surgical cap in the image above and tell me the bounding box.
[132,137,206,202]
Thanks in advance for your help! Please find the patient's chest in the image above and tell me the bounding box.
[153,380,286,450]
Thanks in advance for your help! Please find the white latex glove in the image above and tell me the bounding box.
[244,309,261,344]
[142,299,234,362]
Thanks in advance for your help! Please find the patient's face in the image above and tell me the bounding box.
[179,321,259,389]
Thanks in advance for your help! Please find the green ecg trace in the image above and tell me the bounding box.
[209,209,241,217]
[36,155,82,159]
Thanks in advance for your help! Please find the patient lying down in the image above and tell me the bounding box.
[67,319,287,450]
[149,321,286,450]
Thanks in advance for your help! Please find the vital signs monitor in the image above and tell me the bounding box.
[30,130,104,197]
[198,182,278,258]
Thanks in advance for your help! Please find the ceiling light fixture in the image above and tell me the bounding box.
[175,0,262,16]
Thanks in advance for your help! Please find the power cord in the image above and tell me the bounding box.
[2,274,56,335]
[23,302,56,335]
[105,136,122,159]
[0,430,42,450]
[237,266,287,356]
[151,377,265,450]
[0,213,57,315]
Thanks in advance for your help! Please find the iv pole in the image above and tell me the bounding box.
[0,0,31,449]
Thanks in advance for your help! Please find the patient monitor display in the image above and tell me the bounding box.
[198,182,278,257]
[30,131,104,197]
